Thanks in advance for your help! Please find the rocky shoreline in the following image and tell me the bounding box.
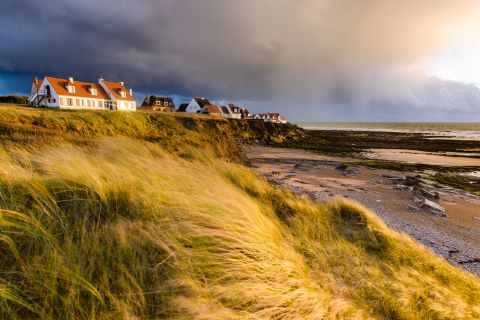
[247,146,480,277]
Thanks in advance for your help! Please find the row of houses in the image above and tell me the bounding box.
[141,96,287,123]
[28,76,287,123]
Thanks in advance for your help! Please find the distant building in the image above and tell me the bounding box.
[220,105,231,117]
[240,108,252,119]
[253,112,287,123]
[201,104,222,116]
[254,113,272,122]
[139,95,175,112]
[267,112,287,124]
[185,97,212,113]
[225,103,242,119]
[177,103,189,112]
[28,76,136,111]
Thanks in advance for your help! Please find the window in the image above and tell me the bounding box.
[52,99,56,103]
[120,91,126,98]
[60,97,65,105]
[155,101,161,106]
[99,101,104,108]
[67,98,73,106]
[76,99,80,106]
[93,100,98,107]
[164,102,169,107]
[91,88,97,95]
[67,85,75,93]
[47,99,51,103]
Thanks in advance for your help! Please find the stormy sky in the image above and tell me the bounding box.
[1,0,480,121]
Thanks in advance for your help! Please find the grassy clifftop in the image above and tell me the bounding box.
[0,104,305,160]
[0,105,479,319]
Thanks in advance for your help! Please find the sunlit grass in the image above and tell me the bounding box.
[0,105,478,319]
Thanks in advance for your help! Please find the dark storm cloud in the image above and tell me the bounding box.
[1,0,479,120]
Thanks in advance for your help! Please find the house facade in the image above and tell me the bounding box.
[225,103,242,119]
[28,76,136,111]
[185,97,211,113]
[140,95,175,112]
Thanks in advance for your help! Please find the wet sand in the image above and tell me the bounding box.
[247,146,480,276]
[366,149,480,167]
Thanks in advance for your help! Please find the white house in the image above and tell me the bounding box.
[185,97,211,113]
[28,76,136,111]
[218,103,243,119]
[254,113,272,122]
[226,103,242,119]
[254,112,287,123]
[267,113,287,124]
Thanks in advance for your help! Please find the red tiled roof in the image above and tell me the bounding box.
[45,77,110,100]
[204,104,221,114]
[101,80,135,101]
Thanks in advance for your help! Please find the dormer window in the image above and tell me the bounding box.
[120,90,126,98]
[67,85,75,93]
[90,88,97,96]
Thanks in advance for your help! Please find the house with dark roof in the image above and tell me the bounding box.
[28,76,136,111]
[185,97,211,113]
[240,108,252,119]
[139,95,175,112]
[177,103,189,112]
[220,106,232,117]
[226,103,242,119]
[267,112,287,123]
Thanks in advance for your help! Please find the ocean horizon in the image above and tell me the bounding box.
[295,122,480,140]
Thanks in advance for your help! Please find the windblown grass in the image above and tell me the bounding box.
[0,105,479,319]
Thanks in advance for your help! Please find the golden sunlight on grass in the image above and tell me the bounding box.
[0,133,479,319]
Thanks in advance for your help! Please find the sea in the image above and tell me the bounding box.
[296,122,480,141]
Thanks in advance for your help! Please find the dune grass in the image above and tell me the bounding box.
[0,105,479,319]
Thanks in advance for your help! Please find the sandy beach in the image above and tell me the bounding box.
[247,146,480,276]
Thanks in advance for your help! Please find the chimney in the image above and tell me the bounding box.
[68,76,74,83]
[119,81,124,86]
[129,89,133,96]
